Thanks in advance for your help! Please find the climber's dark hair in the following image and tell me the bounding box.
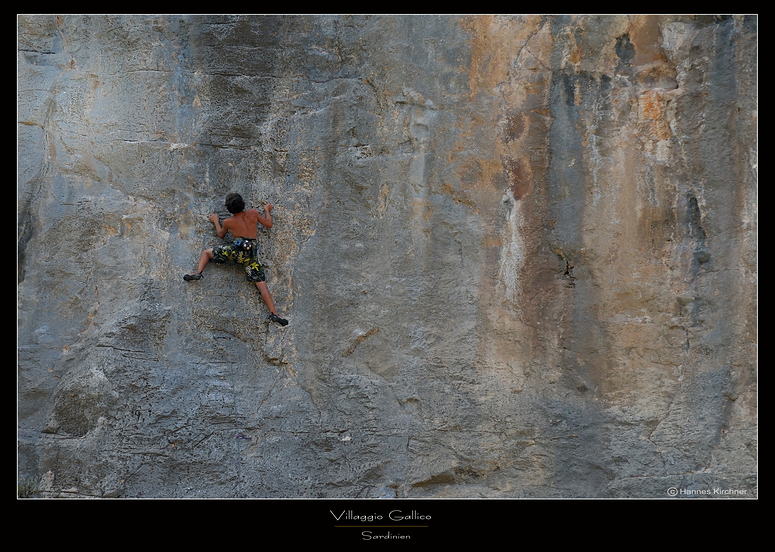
[225,192,245,214]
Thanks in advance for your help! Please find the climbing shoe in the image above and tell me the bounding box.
[183,272,203,281]
[269,313,289,326]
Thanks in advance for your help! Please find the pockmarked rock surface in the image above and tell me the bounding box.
[18,15,757,498]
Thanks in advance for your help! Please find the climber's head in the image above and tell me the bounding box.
[225,192,245,214]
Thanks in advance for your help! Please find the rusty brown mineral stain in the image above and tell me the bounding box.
[639,89,672,140]
[342,327,380,357]
[502,156,532,200]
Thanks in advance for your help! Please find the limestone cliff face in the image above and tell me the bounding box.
[18,15,757,498]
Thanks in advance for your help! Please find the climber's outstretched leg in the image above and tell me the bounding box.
[256,281,288,326]
[184,248,213,281]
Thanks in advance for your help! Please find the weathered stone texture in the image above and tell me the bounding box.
[18,14,756,498]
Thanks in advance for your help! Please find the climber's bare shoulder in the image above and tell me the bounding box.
[243,209,266,236]
[255,205,274,230]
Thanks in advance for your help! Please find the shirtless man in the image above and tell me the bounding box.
[184,192,288,326]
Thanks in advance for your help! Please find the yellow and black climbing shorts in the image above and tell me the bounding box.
[212,238,266,282]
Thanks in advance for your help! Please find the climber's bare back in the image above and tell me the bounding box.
[224,209,260,239]
[210,204,273,240]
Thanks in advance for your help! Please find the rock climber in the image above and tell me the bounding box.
[184,192,288,326]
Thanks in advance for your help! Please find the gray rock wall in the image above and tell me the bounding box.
[18,14,757,498]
